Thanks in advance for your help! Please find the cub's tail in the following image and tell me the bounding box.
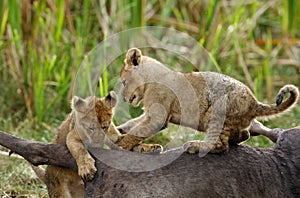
[255,85,299,117]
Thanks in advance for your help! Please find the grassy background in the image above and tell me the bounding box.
[0,0,299,196]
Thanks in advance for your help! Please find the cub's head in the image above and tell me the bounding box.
[120,48,147,107]
[94,91,117,130]
[71,91,117,144]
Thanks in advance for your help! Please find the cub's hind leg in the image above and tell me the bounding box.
[228,129,250,144]
[210,130,229,154]
[46,166,80,198]
[183,131,225,155]
[210,127,251,153]
[184,95,228,155]
[211,127,251,153]
[184,116,225,156]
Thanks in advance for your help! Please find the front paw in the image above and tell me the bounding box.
[116,134,145,151]
[133,143,163,153]
[183,140,210,157]
[78,156,97,180]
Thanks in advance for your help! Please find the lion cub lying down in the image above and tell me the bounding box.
[33,92,161,198]
[116,48,299,154]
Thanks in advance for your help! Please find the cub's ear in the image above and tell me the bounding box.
[71,96,87,112]
[104,91,117,108]
[125,48,142,67]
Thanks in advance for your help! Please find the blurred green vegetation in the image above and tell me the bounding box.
[0,0,300,196]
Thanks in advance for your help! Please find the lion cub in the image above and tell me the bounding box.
[35,94,115,198]
[117,48,299,154]
[32,92,161,197]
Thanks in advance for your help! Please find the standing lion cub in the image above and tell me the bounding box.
[116,48,299,154]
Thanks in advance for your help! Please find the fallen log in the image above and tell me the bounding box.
[0,127,299,197]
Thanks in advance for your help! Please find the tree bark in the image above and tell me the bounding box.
[0,128,299,197]
[0,131,77,171]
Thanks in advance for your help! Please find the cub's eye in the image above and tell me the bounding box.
[122,79,126,87]
[88,127,95,133]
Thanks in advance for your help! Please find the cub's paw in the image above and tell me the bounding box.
[211,137,229,154]
[183,140,211,157]
[116,134,145,151]
[133,143,163,153]
[210,143,228,154]
[78,156,97,180]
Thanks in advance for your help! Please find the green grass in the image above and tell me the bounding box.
[0,155,47,197]
[0,0,300,196]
